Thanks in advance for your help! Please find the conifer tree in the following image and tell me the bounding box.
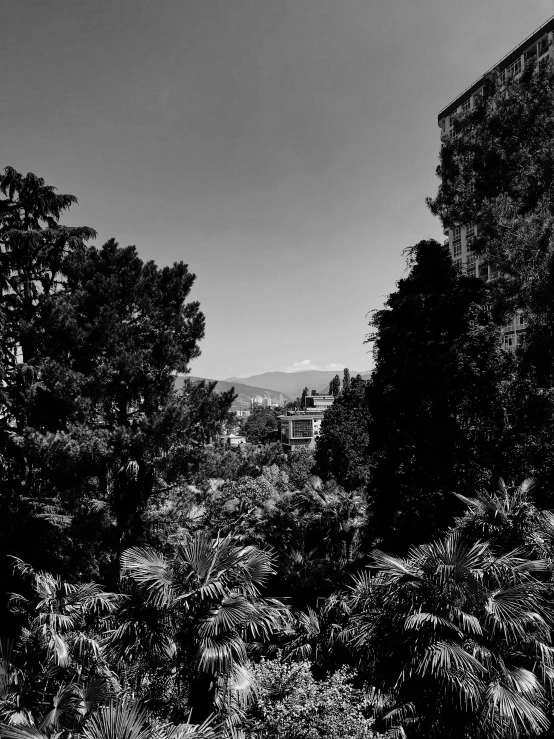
[366,239,508,548]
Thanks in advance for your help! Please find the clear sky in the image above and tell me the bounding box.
[2,0,553,378]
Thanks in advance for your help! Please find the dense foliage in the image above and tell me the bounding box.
[428,60,554,490]
[365,239,509,548]
[242,408,279,444]
[5,62,554,738]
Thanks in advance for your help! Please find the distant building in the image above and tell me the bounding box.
[278,412,324,451]
[251,396,280,408]
[221,433,247,448]
[278,396,334,451]
[235,409,251,418]
[305,395,334,411]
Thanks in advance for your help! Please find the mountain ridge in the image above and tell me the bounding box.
[222,369,371,399]
[175,374,291,411]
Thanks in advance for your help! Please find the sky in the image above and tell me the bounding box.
[2,0,553,379]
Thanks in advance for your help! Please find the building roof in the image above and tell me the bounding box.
[438,14,554,121]
[278,413,324,421]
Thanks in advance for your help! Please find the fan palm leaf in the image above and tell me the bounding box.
[120,549,175,609]
[82,701,152,739]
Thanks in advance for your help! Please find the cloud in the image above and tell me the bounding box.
[283,360,346,373]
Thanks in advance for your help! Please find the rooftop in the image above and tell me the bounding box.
[438,14,554,121]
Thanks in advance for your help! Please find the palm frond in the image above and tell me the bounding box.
[404,611,462,636]
[481,682,549,736]
[0,726,45,739]
[81,677,115,715]
[39,684,82,732]
[418,641,485,679]
[82,701,152,739]
[199,596,254,637]
[196,634,247,674]
[120,548,175,608]
[370,551,419,581]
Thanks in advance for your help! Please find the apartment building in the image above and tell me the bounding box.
[278,411,325,451]
[277,395,335,450]
[437,15,554,349]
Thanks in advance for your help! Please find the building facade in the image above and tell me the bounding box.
[278,396,334,451]
[305,395,335,411]
[437,15,554,350]
[278,411,324,451]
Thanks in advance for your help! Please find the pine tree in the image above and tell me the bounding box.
[0,168,234,594]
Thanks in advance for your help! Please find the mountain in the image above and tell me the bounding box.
[174,374,291,410]
[223,370,371,399]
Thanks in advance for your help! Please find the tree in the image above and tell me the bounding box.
[0,166,96,376]
[316,374,371,491]
[365,239,509,549]
[301,387,309,409]
[346,530,554,738]
[109,534,289,723]
[342,368,351,392]
[0,169,234,599]
[243,407,279,444]
[1,558,118,729]
[428,61,554,491]
[328,375,341,397]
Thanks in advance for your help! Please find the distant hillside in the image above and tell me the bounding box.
[224,370,370,399]
[175,374,291,410]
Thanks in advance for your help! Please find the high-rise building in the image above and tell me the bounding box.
[437,16,554,350]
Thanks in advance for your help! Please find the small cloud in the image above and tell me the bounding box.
[284,359,321,373]
[283,360,346,373]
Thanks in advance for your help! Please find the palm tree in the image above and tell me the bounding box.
[107,533,289,724]
[345,530,554,739]
[297,484,367,562]
[8,558,119,671]
[453,477,542,552]
[2,560,120,729]
[0,699,219,739]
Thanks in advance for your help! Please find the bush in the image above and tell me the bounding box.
[244,656,379,739]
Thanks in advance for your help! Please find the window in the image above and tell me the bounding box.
[503,334,515,348]
[539,36,549,56]
[465,253,477,276]
[465,223,475,249]
[291,419,312,438]
[524,45,537,63]
[479,263,489,280]
[452,226,462,258]
[500,58,521,83]
[460,98,471,113]
[453,259,462,274]
[517,313,526,328]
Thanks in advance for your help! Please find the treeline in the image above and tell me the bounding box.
[3,59,554,739]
